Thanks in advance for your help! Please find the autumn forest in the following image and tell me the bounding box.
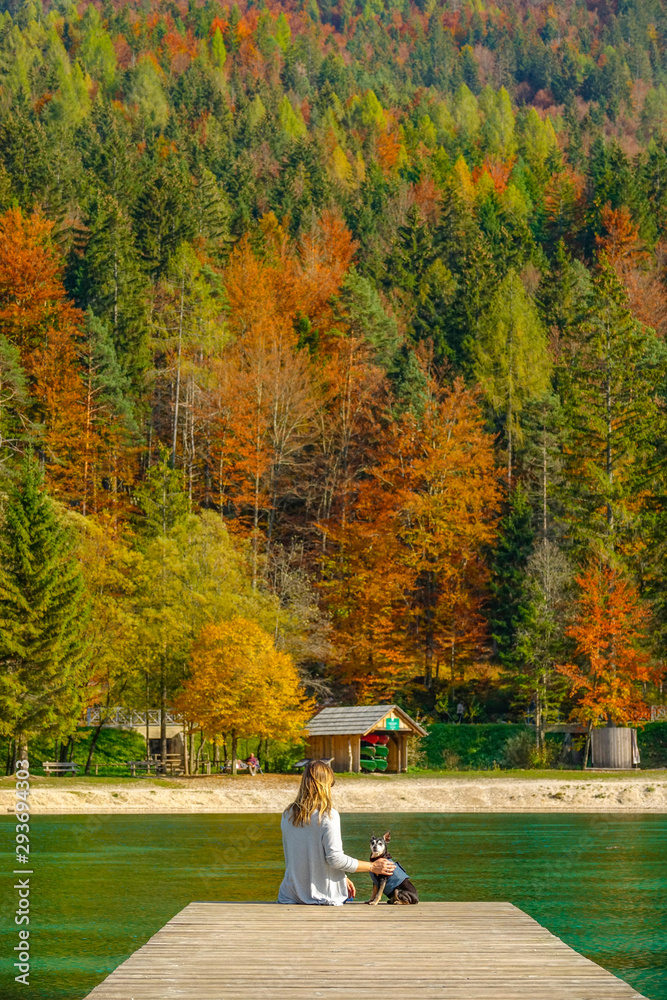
[1,0,667,764]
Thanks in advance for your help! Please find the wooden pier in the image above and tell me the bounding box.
[86,901,647,999]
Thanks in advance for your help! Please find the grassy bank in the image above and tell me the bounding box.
[1,771,664,815]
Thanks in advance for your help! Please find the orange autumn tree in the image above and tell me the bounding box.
[595,203,667,338]
[544,166,585,245]
[0,207,136,507]
[215,226,314,585]
[393,381,502,689]
[0,208,135,512]
[174,617,313,774]
[0,208,76,353]
[321,379,502,700]
[557,561,660,766]
[312,320,387,526]
[320,473,414,702]
[204,211,356,582]
[0,208,84,495]
[595,204,647,269]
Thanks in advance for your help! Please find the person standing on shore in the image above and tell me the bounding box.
[278,760,395,905]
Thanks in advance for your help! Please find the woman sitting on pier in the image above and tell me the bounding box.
[278,759,395,905]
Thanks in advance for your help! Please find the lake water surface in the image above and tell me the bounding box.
[1,812,665,1000]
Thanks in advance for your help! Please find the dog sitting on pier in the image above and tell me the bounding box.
[367,831,419,905]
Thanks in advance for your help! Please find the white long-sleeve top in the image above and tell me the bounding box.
[277,807,358,905]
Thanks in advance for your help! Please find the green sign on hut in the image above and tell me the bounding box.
[304,704,426,773]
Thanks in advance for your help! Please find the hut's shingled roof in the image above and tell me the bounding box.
[305,704,426,736]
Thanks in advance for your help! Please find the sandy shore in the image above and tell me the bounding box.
[3,773,666,815]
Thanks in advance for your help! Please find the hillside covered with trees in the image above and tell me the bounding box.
[1,0,667,764]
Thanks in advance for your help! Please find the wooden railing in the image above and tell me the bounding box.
[83,707,183,727]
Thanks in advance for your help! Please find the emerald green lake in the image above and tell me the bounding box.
[1,813,665,1000]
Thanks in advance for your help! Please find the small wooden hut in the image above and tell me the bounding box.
[304,704,426,773]
[591,727,640,769]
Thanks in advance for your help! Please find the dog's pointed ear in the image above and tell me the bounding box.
[384,830,391,842]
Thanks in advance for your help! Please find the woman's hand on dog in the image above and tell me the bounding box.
[370,858,396,876]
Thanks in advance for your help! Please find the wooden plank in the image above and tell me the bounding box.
[401,732,408,772]
[352,735,360,773]
[85,902,647,1000]
[387,734,398,772]
[332,734,348,772]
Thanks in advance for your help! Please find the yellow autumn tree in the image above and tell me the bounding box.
[175,617,313,773]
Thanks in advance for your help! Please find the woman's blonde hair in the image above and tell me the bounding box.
[287,759,334,827]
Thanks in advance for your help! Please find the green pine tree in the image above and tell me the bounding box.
[79,4,117,90]
[388,344,429,415]
[475,269,551,484]
[77,103,140,208]
[513,541,571,744]
[538,241,591,340]
[556,264,667,556]
[383,207,456,364]
[132,446,190,761]
[436,195,497,373]
[133,165,195,279]
[336,266,399,368]
[75,191,148,379]
[134,445,190,538]
[210,27,227,71]
[0,455,89,766]
[488,485,535,671]
[517,391,565,549]
[192,168,232,262]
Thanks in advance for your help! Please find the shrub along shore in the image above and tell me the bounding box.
[422,721,667,770]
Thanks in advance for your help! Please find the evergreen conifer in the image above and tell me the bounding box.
[0,454,89,763]
[488,485,535,672]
